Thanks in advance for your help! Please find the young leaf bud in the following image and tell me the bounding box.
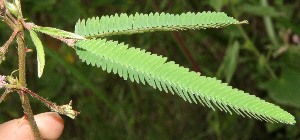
[5,2,18,17]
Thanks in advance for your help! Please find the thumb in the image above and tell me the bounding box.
[0,112,64,140]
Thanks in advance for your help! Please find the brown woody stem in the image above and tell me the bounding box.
[17,31,42,140]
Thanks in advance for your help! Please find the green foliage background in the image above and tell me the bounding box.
[1,0,300,139]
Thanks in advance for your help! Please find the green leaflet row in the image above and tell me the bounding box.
[75,39,295,124]
[75,11,247,38]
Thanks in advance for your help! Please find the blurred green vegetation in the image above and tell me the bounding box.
[1,0,300,139]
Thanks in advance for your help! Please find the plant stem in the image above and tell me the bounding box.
[7,12,18,25]
[2,16,17,29]
[172,32,201,72]
[21,87,79,119]
[1,1,42,139]
[17,30,42,139]
[0,89,11,103]
[0,29,18,61]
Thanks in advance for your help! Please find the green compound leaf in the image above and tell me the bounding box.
[75,39,295,124]
[32,26,85,39]
[75,11,248,38]
[29,30,45,78]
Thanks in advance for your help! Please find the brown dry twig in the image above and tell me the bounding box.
[21,87,80,119]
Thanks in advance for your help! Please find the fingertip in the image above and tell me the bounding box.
[35,112,64,140]
[0,112,64,140]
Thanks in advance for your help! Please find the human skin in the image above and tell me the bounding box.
[0,112,64,140]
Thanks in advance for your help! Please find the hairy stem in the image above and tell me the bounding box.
[2,16,17,29]
[17,30,42,139]
[7,12,18,25]
[0,89,11,103]
[0,29,18,61]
